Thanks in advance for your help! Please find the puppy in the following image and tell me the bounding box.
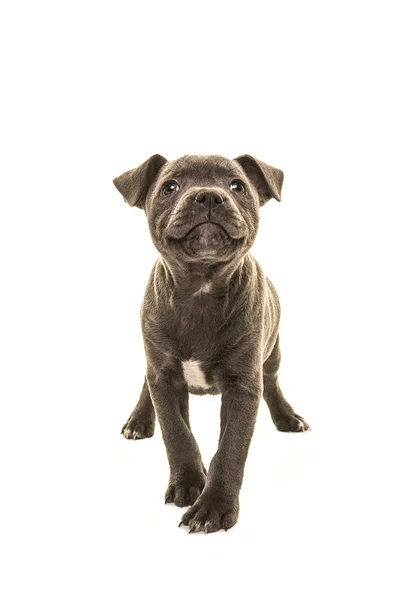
[113,153,309,534]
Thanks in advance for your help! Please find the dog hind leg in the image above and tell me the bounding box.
[262,335,310,432]
[121,376,156,439]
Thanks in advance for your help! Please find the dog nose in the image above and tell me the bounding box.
[194,190,224,205]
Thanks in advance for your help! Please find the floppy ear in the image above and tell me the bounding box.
[113,154,168,209]
[233,154,284,205]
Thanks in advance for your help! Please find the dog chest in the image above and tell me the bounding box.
[182,359,208,388]
[181,359,220,394]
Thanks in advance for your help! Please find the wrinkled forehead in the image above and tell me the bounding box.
[159,155,244,184]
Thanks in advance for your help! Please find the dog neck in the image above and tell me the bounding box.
[159,254,247,296]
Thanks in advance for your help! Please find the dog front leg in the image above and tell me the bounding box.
[146,367,206,507]
[180,375,262,533]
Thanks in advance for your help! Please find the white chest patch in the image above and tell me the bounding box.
[200,281,212,293]
[182,359,208,389]
[193,281,212,297]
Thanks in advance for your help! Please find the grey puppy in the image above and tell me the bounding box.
[113,153,309,534]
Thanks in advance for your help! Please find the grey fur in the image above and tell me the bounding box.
[114,153,309,534]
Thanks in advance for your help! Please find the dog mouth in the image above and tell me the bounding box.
[179,222,235,256]
[184,221,229,237]
[167,217,246,241]
[163,220,247,261]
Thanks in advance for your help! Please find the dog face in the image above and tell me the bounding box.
[113,154,284,264]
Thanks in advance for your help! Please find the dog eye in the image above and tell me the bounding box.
[229,180,245,194]
[162,181,180,196]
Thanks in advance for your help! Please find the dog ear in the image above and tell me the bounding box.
[233,154,284,205]
[113,154,168,209]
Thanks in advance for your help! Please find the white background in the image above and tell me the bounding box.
[1,0,399,598]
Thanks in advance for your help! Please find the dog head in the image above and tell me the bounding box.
[113,154,283,264]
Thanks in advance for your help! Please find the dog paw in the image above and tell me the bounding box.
[121,417,155,439]
[274,413,310,432]
[165,469,206,507]
[179,491,239,533]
